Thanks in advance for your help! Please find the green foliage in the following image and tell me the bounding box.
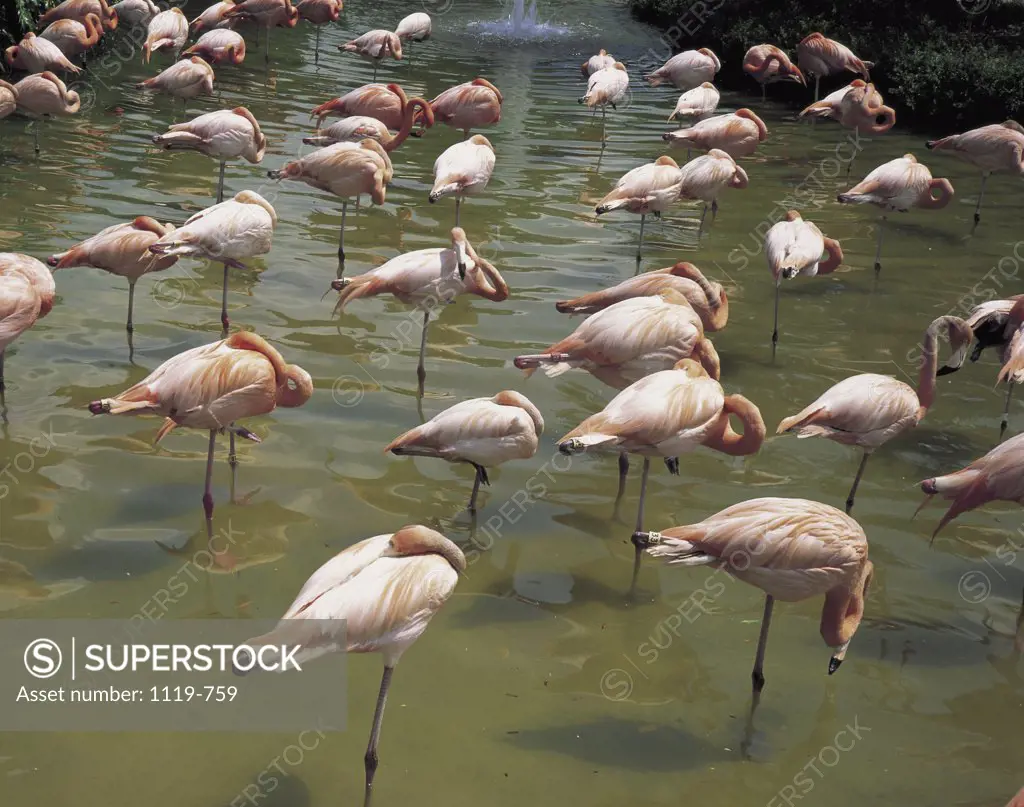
[1,0,61,45]
[629,0,1024,129]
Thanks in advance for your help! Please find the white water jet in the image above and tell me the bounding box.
[473,0,570,38]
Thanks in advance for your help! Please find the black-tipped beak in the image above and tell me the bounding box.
[661,132,671,141]
[632,530,659,549]
[828,656,842,675]
[88,400,110,415]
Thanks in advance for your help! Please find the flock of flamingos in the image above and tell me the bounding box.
[1,3,1023,804]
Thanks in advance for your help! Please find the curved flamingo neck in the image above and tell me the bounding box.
[820,237,843,274]
[755,53,782,80]
[918,178,954,210]
[917,321,943,414]
[385,98,426,151]
[468,252,508,301]
[703,394,765,456]
[821,561,872,647]
[278,366,313,406]
[867,106,895,134]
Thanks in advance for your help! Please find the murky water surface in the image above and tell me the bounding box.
[0,1,1021,805]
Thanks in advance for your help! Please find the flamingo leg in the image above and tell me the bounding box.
[126,279,137,333]
[814,74,820,102]
[612,451,629,520]
[416,310,428,395]
[601,105,607,146]
[1000,382,1014,441]
[337,200,348,275]
[0,350,5,398]
[751,594,775,693]
[228,428,238,503]
[874,215,886,274]
[636,213,646,267]
[372,61,378,82]
[468,463,489,513]
[974,172,989,229]
[845,452,870,514]
[697,203,708,238]
[363,665,394,807]
[771,280,780,356]
[628,456,651,595]
[203,429,216,542]
[216,159,226,204]
[314,26,320,63]
[221,263,230,332]
[33,121,40,155]
[265,25,270,67]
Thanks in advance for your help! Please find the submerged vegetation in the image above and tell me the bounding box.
[628,0,1024,130]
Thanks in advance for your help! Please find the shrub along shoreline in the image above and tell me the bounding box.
[627,0,1024,132]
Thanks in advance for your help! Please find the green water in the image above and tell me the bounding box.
[0,1,1022,805]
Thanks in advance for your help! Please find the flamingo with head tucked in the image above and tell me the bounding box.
[386,391,543,513]
[111,0,158,26]
[303,97,433,151]
[311,82,409,130]
[677,148,749,236]
[837,154,954,273]
[296,0,340,61]
[926,120,1024,228]
[87,331,312,540]
[663,109,768,159]
[190,0,238,33]
[668,82,720,123]
[555,262,728,333]
[646,48,720,90]
[0,81,16,119]
[184,29,247,65]
[268,139,392,273]
[777,315,972,513]
[224,0,297,65]
[39,14,103,60]
[331,227,507,392]
[341,30,402,81]
[48,217,177,333]
[0,253,56,405]
[422,78,502,139]
[5,33,81,74]
[800,80,895,140]
[743,44,805,98]
[595,155,682,266]
[136,56,215,113]
[429,135,495,238]
[13,71,81,152]
[581,48,615,79]
[395,12,431,42]
[765,210,843,352]
[558,358,765,587]
[38,0,117,31]
[578,62,629,143]
[796,32,872,101]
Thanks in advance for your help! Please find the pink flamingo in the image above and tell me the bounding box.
[143,7,188,61]
[311,82,410,130]
[645,48,720,90]
[302,98,433,151]
[341,30,402,81]
[183,29,247,65]
[5,33,81,74]
[296,0,341,61]
[743,44,805,98]
[0,253,55,404]
[421,78,502,138]
[663,108,768,159]
[796,32,872,101]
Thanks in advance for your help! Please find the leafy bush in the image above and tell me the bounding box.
[629,0,1024,129]
[1,0,62,45]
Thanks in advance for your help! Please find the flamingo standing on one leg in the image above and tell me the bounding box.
[421,78,502,139]
[663,109,768,159]
[395,12,431,43]
[578,62,628,144]
[87,331,312,541]
[268,139,392,274]
[311,82,410,130]
[0,254,55,407]
[429,135,495,240]
[47,216,178,335]
[239,524,464,807]
[595,155,683,266]
[557,358,765,591]
[38,0,117,29]
[796,32,872,101]
[302,97,433,150]
[331,227,508,393]
[917,431,1024,539]
[341,30,402,81]
[634,497,872,693]
[385,391,543,514]
[926,120,1024,229]
[837,154,954,274]
[645,48,720,90]
[555,261,729,333]
[147,190,277,331]
[743,44,805,98]
[668,82,720,123]
[152,106,267,203]
[777,315,972,513]
[143,7,188,62]
[800,80,895,134]
[676,148,749,236]
[764,210,844,353]
[112,0,158,26]
[296,0,341,63]
[12,71,81,153]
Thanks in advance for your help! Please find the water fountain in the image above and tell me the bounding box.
[473,0,569,38]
